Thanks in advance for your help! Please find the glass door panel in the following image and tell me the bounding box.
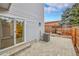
[16,20,24,43]
[0,18,14,49]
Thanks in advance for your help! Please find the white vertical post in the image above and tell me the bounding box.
[14,20,16,44]
[24,20,26,42]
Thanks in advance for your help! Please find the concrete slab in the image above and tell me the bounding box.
[14,36,76,56]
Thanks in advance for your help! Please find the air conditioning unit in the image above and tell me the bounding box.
[42,33,50,42]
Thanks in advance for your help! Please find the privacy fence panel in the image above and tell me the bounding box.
[76,27,79,50]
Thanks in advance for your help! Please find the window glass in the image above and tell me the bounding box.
[16,20,24,43]
[0,18,14,49]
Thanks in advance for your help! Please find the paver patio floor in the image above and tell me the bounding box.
[14,36,76,56]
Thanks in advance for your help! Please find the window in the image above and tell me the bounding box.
[0,18,14,49]
[16,20,24,43]
[0,16,24,50]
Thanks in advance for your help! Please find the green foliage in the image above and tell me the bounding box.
[61,3,79,26]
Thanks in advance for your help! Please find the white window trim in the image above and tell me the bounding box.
[15,19,25,44]
[0,14,26,51]
[24,20,26,42]
[14,20,16,44]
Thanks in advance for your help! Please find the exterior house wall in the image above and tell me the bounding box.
[0,3,44,55]
[9,3,44,42]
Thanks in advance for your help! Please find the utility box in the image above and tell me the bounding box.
[43,33,50,42]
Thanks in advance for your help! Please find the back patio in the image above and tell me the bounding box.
[13,34,76,56]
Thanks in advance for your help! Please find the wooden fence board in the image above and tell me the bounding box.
[76,27,79,50]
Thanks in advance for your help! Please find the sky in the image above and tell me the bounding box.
[44,3,74,22]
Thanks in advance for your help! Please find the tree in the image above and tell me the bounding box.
[61,3,79,26]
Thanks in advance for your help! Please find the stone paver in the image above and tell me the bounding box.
[14,36,76,56]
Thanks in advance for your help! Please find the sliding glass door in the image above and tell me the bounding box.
[0,18,14,49]
[0,16,24,49]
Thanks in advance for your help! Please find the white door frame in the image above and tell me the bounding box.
[0,15,26,52]
[13,18,25,45]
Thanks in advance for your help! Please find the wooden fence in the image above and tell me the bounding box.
[56,27,79,50]
[56,27,72,36]
[75,27,79,50]
[45,26,79,50]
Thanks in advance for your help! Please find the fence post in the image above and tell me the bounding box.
[72,27,76,46]
[75,27,79,50]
